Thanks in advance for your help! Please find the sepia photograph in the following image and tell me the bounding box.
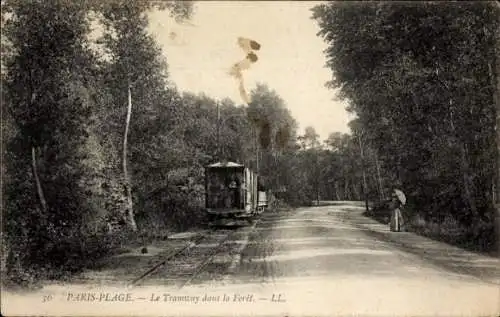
[1,1,499,316]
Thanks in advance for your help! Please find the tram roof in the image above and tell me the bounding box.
[207,161,244,168]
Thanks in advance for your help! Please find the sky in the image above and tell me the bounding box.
[147,1,353,140]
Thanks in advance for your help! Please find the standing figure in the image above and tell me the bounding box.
[228,175,240,208]
[222,184,231,209]
[390,188,406,232]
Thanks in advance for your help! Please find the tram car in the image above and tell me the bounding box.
[205,161,267,226]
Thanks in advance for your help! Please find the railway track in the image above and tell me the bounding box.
[128,224,256,289]
[127,230,209,287]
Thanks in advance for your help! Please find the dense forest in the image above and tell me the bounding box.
[1,0,499,287]
[0,0,329,286]
[312,1,500,253]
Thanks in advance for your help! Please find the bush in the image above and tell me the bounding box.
[407,212,496,254]
[138,178,208,233]
[366,199,392,224]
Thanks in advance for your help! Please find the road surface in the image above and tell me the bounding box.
[3,202,499,316]
[230,202,499,316]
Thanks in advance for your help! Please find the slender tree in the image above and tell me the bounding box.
[3,0,108,279]
[97,1,194,231]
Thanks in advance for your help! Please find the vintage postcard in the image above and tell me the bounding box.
[1,1,499,316]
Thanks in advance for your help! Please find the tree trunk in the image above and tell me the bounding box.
[316,178,320,205]
[374,152,384,200]
[358,135,369,211]
[352,180,360,201]
[334,181,340,200]
[123,83,137,232]
[344,178,349,200]
[31,146,47,213]
[492,8,500,256]
[275,150,280,193]
[315,154,320,205]
[459,143,478,218]
[253,125,260,173]
[372,174,380,197]
[449,94,478,223]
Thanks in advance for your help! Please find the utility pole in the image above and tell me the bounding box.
[315,144,321,206]
[216,101,220,162]
[374,152,385,200]
[256,126,260,173]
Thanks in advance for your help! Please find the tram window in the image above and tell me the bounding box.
[207,170,243,209]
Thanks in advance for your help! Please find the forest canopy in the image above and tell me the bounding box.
[312,1,500,251]
[1,0,323,285]
[2,0,499,287]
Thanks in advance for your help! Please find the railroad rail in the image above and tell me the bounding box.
[128,231,209,287]
[128,226,247,289]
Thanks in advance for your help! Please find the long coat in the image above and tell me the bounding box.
[390,207,404,232]
[389,199,405,232]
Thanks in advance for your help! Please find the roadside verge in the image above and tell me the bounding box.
[347,208,500,286]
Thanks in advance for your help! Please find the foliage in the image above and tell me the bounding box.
[312,1,500,252]
[6,0,473,288]
[2,0,198,285]
[3,0,110,284]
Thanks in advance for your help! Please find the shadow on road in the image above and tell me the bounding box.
[311,201,366,207]
[348,212,500,286]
